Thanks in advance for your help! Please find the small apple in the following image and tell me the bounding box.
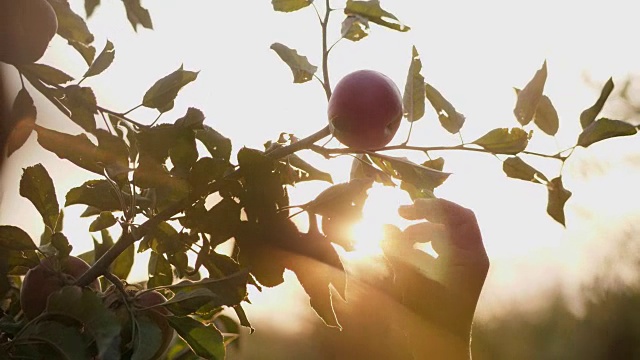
[20,256,101,320]
[328,70,403,150]
[105,287,174,360]
[0,0,58,65]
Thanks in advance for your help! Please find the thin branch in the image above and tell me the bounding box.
[321,0,333,101]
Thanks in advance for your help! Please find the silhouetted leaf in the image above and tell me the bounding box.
[514,60,547,126]
[425,83,465,133]
[167,316,225,360]
[83,40,115,78]
[130,312,165,360]
[123,0,153,31]
[345,0,410,32]
[89,211,117,232]
[577,118,637,147]
[47,0,94,44]
[472,128,529,155]
[69,40,96,65]
[142,66,198,112]
[175,107,205,130]
[0,226,37,251]
[503,156,548,184]
[580,77,614,130]
[403,46,425,122]
[6,89,36,157]
[20,63,74,85]
[65,179,122,211]
[85,0,100,17]
[272,0,312,12]
[370,153,451,191]
[341,15,369,41]
[20,164,60,231]
[60,85,98,132]
[195,125,232,162]
[285,153,333,183]
[292,179,372,217]
[46,286,121,359]
[350,154,395,186]
[547,177,571,226]
[533,94,559,136]
[270,43,318,84]
[148,251,173,287]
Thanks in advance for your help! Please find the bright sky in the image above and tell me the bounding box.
[1,0,640,331]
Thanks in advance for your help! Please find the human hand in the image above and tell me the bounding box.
[381,198,490,359]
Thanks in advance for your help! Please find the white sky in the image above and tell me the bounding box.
[2,0,640,330]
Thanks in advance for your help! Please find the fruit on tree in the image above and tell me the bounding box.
[104,287,174,359]
[328,70,403,150]
[0,0,58,64]
[20,256,101,320]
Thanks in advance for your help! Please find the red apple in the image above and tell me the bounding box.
[0,0,58,64]
[20,256,101,320]
[328,70,403,150]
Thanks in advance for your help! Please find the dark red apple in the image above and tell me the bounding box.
[20,256,100,320]
[0,0,58,64]
[328,70,403,150]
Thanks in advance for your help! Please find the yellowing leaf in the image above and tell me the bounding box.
[271,0,313,12]
[514,60,547,126]
[403,46,425,122]
[580,77,614,130]
[270,43,318,84]
[473,128,529,155]
[577,118,637,147]
[345,0,410,32]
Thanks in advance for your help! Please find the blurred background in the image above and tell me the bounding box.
[2,0,640,358]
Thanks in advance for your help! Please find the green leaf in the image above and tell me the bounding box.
[425,83,465,133]
[130,312,166,360]
[111,243,135,280]
[6,88,37,157]
[46,286,121,359]
[547,177,571,226]
[159,271,248,312]
[47,0,95,44]
[0,226,38,251]
[123,0,153,31]
[271,0,312,12]
[13,320,92,359]
[577,118,637,147]
[85,0,100,17]
[65,179,123,211]
[341,15,370,41]
[20,164,60,231]
[472,128,530,155]
[514,60,547,126]
[167,316,225,360]
[580,77,614,130]
[139,222,181,255]
[83,40,115,78]
[345,0,410,32]
[195,125,232,162]
[20,63,74,85]
[270,43,318,84]
[148,251,173,288]
[503,157,548,184]
[89,211,117,232]
[403,46,425,122]
[142,65,198,112]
